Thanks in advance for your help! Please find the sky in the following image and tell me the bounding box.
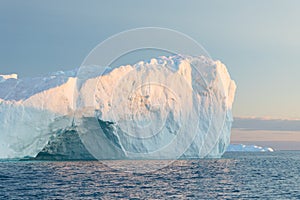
[0,0,300,120]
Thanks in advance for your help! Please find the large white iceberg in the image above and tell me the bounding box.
[0,55,236,160]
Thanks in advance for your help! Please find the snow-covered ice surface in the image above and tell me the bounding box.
[0,74,18,83]
[227,144,274,152]
[0,55,236,159]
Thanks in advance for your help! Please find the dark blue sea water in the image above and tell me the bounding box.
[0,151,299,199]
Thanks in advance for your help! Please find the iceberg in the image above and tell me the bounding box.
[0,55,236,160]
[226,144,274,152]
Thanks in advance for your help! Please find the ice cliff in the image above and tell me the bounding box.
[0,55,236,160]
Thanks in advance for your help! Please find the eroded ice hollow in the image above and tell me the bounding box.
[0,55,236,160]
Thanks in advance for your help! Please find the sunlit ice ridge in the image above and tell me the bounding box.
[0,55,236,160]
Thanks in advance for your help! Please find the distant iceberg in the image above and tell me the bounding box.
[0,55,236,160]
[227,144,274,152]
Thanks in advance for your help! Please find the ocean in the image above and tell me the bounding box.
[0,151,299,199]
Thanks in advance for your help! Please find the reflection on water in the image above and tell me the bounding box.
[0,151,299,199]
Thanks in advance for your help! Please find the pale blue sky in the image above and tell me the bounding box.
[0,0,300,119]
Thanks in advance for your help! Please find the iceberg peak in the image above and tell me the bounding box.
[0,73,18,82]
